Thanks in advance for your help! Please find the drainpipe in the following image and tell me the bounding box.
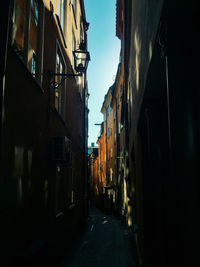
[0,0,10,155]
[0,1,10,265]
[144,108,150,153]
[83,81,86,219]
[158,19,172,156]
[83,70,89,219]
[165,56,172,155]
[83,26,89,218]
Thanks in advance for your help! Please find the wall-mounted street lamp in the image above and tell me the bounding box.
[49,41,90,88]
[73,42,90,74]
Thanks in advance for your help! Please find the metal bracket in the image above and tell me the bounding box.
[49,71,82,89]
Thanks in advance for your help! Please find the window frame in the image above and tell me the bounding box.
[10,0,44,85]
[72,0,77,21]
[55,41,66,117]
[29,0,39,74]
[11,0,27,61]
[72,30,76,68]
[80,20,84,42]
[57,0,66,32]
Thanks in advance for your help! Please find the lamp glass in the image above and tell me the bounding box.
[73,50,90,73]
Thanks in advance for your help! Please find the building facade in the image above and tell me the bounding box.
[121,0,200,266]
[90,59,124,213]
[0,0,90,265]
[88,144,98,205]
[96,123,106,198]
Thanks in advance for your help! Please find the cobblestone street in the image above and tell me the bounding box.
[60,207,136,267]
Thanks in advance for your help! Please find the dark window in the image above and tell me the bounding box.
[31,51,36,76]
[12,0,26,59]
[12,0,44,82]
[28,0,39,73]
[55,45,65,115]
[72,0,77,18]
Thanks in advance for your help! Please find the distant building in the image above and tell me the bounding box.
[88,144,98,204]
[90,59,124,213]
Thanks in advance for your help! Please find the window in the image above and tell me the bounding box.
[110,124,112,136]
[72,0,77,19]
[31,51,36,76]
[28,0,39,74]
[80,21,84,42]
[107,100,112,116]
[104,112,106,122]
[12,0,26,59]
[12,0,44,83]
[119,50,122,63]
[31,0,38,25]
[107,107,109,116]
[72,31,76,67]
[57,0,65,30]
[55,45,65,115]
[120,85,122,97]
[117,96,120,107]
[118,122,121,134]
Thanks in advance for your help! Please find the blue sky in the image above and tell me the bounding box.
[84,0,121,146]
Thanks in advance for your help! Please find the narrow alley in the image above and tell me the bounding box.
[60,207,136,267]
[1,0,200,267]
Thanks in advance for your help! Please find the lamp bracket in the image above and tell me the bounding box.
[49,71,82,89]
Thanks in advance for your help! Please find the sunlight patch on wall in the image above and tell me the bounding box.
[128,204,132,226]
[113,191,116,203]
[71,190,74,203]
[122,178,127,216]
[77,76,82,86]
[134,29,141,92]
[149,41,153,61]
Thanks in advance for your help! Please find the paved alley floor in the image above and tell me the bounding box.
[60,207,136,267]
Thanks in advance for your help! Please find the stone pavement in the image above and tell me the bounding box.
[60,207,136,267]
